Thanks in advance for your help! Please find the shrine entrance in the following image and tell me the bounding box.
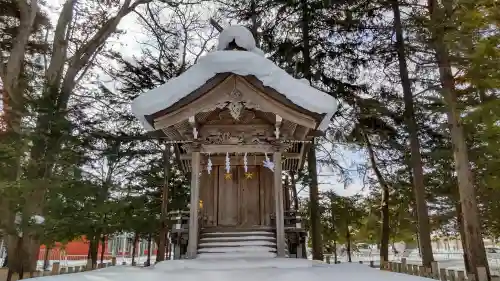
[217,166,260,227]
[200,164,275,228]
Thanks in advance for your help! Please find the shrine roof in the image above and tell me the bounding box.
[131,27,338,132]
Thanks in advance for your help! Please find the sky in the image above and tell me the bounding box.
[42,0,370,198]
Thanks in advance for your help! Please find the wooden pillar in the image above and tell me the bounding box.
[274,151,286,257]
[187,150,201,258]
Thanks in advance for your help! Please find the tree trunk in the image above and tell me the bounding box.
[131,234,139,266]
[346,220,352,262]
[362,132,390,266]
[100,235,106,266]
[157,144,171,263]
[290,172,299,211]
[308,140,323,261]
[390,0,434,268]
[43,247,50,271]
[299,0,323,261]
[284,175,291,211]
[249,0,259,47]
[333,240,338,264]
[146,234,152,267]
[456,203,471,274]
[90,235,99,269]
[427,0,490,279]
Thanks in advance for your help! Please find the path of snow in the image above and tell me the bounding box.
[32,258,434,281]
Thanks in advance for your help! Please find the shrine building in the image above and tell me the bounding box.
[131,25,337,259]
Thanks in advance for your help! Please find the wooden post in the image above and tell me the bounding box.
[358,261,363,264]
[407,264,413,274]
[477,267,488,281]
[369,261,374,268]
[274,151,286,257]
[111,257,116,266]
[439,268,447,281]
[51,262,60,275]
[401,258,407,273]
[448,269,456,281]
[457,271,465,281]
[468,273,476,281]
[413,264,419,275]
[60,268,67,274]
[325,255,331,264]
[419,266,426,277]
[74,266,80,273]
[86,259,92,270]
[431,261,439,279]
[187,150,201,258]
[107,262,112,267]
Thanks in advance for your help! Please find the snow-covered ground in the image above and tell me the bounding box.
[32,258,433,281]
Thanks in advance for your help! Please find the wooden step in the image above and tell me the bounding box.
[201,227,273,233]
[199,239,277,247]
[201,232,275,239]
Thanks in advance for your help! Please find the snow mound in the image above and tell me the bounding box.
[131,51,338,131]
[217,25,256,51]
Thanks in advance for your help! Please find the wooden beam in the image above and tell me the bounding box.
[200,144,275,153]
[180,153,300,162]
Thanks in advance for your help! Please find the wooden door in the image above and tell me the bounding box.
[239,166,260,227]
[217,166,239,226]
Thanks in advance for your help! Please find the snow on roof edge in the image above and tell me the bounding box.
[131,50,338,132]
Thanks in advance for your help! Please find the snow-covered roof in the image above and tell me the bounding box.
[131,26,338,132]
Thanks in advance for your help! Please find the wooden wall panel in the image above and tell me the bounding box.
[239,166,260,227]
[217,166,239,226]
[199,168,217,226]
[259,166,275,226]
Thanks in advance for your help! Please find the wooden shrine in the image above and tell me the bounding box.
[131,25,337,260]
